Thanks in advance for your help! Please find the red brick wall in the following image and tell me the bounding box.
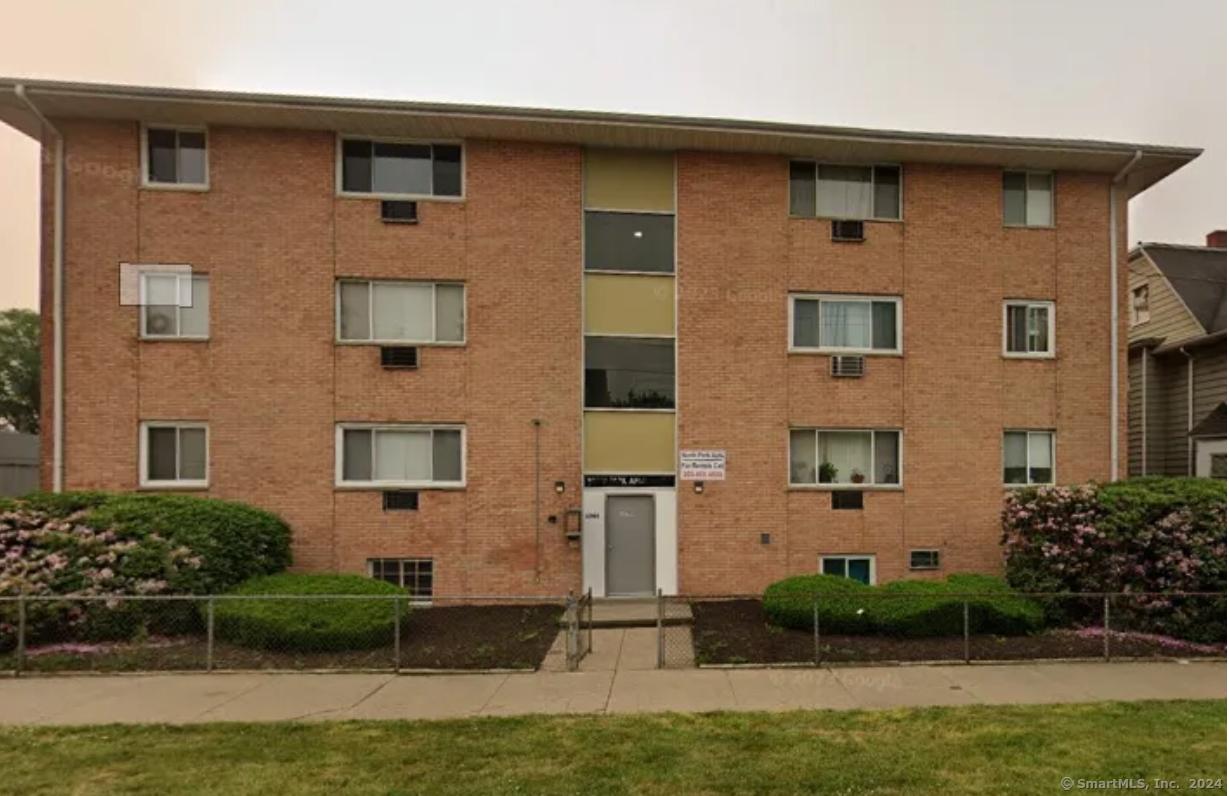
[40,122,1126,595]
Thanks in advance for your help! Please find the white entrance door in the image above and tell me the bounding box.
[1195,439,1227,478]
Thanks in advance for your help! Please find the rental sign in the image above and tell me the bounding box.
[679,450,726,481]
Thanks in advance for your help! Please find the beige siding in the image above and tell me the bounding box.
[583,411,676,472]
[583,149,676,212]
[584,273,675,335]
[1127,254,1203,345]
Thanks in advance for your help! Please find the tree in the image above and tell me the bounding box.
[0,309,40,433]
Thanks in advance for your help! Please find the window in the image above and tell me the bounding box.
[337,424,464,487]
[339,139,462,198]
[337,281,465,344]
[790,295,901,353]
[1131,285,1151,326]
[140,422,208,488]
[1003,300,1054,357]
[584,337,675,409]
[1003,171,1053,227]
[144,127,208,187]
[140,273,209,339]
[583,212,675,273]
[820,555,875,585]
[790,429,901,487]
[369,558,434,602]
[789,162,901,221]
[909,550,941,570]
[1003,430,1055,486]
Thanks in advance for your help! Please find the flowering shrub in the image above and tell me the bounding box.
[1001,477,1226,642]
[0,492,292,650]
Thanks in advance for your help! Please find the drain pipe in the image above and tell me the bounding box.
[1108,150,1143,481]
[15,85,64,492]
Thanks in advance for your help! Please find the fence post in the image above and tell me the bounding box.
[585,588,593,655]
[205,596,215,673]
[393,595,402,675]
[656,588,665,669]
[565,591,579,672]
[1103,595,1111,662]
[812,595,820,666]
[962,600,970,663]
[15,593,27,677]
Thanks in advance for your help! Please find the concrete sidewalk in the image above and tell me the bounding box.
[0,661,1222,725]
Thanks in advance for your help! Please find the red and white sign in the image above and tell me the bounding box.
[680,450,726,481]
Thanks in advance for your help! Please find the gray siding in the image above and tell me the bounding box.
[0,432,39,497]
[1128,350,1144,475]
[1193,348,1226,432]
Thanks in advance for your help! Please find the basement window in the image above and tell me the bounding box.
[909,550,941,570]
[369,558,434,602]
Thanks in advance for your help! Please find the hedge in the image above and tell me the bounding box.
[212,574,407,653]
[762,573,1044,637]
[1002,478,1226,641]
[0,492,292,649]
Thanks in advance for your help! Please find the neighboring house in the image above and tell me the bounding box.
[0,78,1200,598]
[1127,232,1227,478]
[0,430,40,497]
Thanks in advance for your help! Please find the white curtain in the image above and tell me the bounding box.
[817,165,872,219]
[375,430,432,481]
[372,283,434,341]
[821,301,871,348]
[818,432,872,484]
[1026,173,1052,226]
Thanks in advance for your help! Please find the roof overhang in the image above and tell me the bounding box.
[0,77,1202,197]
[1152,329,1227,355]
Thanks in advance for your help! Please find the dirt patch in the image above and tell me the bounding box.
[691,600,1226,665]
[4,604,563,673]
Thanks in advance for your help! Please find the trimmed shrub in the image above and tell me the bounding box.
[0,492,292,650]
[762,573,1043,637]
[213,574,406,653]
[1002,478,1226,642]
[764,574,874,635]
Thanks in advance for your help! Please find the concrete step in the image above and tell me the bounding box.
[559,598,693,629]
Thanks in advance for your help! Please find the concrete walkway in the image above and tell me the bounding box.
[0,661,1221,726]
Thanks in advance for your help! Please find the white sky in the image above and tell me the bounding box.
[0,0,1224,310]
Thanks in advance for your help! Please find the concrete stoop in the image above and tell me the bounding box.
[559,598,694,629]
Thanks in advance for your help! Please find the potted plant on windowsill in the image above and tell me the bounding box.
[849,469,866,484]
[818,462,838,484]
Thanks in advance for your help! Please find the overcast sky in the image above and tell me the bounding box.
[1,0,1224,310]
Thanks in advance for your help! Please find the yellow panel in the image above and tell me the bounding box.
[585,274,675,336]
[584,412,676,472]
[584,149,675,212]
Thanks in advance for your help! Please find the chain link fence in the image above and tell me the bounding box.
[665,592,1227,669]
[0,592,595,675]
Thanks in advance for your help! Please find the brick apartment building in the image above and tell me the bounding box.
[0,79,1200,598]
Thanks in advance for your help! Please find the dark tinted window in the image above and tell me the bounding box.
[584,337,675,408]
[147,427,178,480]
[147,129,178,183]
[342,139,372,192]
[789,161,816,216]
[433,145,462,196]
[584,211,674,273]
[872,166,900,220]
[372,143,431,195]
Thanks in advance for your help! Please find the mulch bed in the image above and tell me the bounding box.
[691,600,1226,665]
[3,604,563,673]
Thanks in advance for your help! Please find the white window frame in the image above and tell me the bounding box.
[335,423,466,489]
[1130,285,1151,326]
[1002,300,1055,358]
[788,294,903,355]
[140,124,209,191]
[335,135,465,201]
[139,272,209,340]
[789,161,903,221]
[819,555,877,585]
[789,428,903,490]
[139,421,209,489]
[1003,170,1054,228]
[1003,430,1056,487]
[335,280,466,346]
[368,558,434,605]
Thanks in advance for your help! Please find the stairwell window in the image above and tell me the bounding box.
[338,280,465,344]
[142,126,208,188]
[1003,300,1054,357]
[337,424,464,488]
[140,422,208,488]
[140,272,209,339]
[339,138,463,199]
[790,294,901,354]
[1003,430,1055,486]
[789,162,901,220]
[1003,171,1053,227]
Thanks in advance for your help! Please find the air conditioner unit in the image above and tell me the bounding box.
[382,490,420,511]
[830,355,866,377]
[380,200,418,224]
[380,346,419,369]
[831,219,865,242]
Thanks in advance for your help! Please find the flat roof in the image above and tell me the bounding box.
[0,77,1202,197]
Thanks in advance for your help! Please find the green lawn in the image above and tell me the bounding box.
[0,701,1223,796]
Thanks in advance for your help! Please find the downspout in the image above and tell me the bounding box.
[1180,346,1194,475]
[14,85,64,493]
[1108,150,1143,481]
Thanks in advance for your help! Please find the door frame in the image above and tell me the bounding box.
[581,487,678,598]
[603,493,657,597]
